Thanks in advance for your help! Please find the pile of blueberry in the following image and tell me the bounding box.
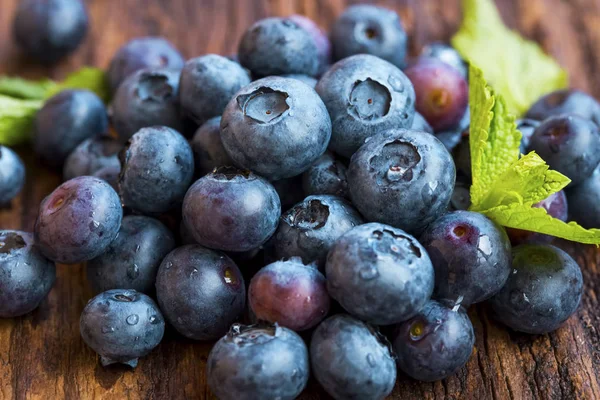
[0,1,597,399]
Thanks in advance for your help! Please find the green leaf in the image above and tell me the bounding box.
[47,67,111,103]
[451,0,568,116]
[0,77,57,100]
[0,96,43,146]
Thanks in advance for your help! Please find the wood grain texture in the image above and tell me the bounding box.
[1,0,600,399]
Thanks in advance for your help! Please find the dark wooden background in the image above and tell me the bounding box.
[1,0,600,399]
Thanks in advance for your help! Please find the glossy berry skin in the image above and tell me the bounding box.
[392,300,475,382]
[34,90,109,167]
[80,289,165,368]
[419,211,512,306]
[404,58,469,132]
[87,216,175,294]
[517,118,540,154]
[310,314,396,400]
[316,54,415,158]
[13,0,88,64]
[34,176,122,264]
[156,245,246,340]
[92,165,120,191]
[411,111,434,134]
[207,323,309,400]
[249,259,330,331]
[272,195,363,266]
[0,231,56,317]
[238,17,320,77]
[182,167,280,252]
[490,245,583,334]
[119,126,194,215]
[527,114,600,185]
[331,5,408,69]
[567,165,600,228]
[348,129,455,235]
[288,15,331,76]
[0,146,25,205]
[507,191,568,245]
[63,137,122,181]
[526,89,600,126]
[420,42,468,79]
[190,117,233,177]
[302,151,349,198]
[326,223,434,325]
[221,76,331,180]
[108,37,184,92]
[179,55,251,125]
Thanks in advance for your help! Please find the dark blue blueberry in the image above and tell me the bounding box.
[449,174,471,211]
[527,114,600,185]
[567,165,600,228]
[0,231,55,317]
[392,300,474,381]
[489,244,583,334]
[419,211,512,306]
[288,15,331,76]
[420,42,468,79]
[108,37,184,93]
[272,195,363,267]
[79,289,165,367]
[12,0,88,64]
[238,17,320,77]
[207,323,309,400]
[111,68,184,142]
[526,89,600,127]
[179,55,251,125]
[221,76,331,180]
[326,223,434,325]
[190,116,233,177]
[302,151,349,198]
[33,90,109,167]
[249,258,330,331]
[348,129,455,235]
[63,136,122,181]
[272,175,306,211]
[86,216,175,294]
[281,74,318,88]
[34,176,122,264]
[182,167,280,252]
[517,118,540,154]
[92,165,120,192]
[331,5,408,69]
[119,126,194,215]
[435,108,470,152]
[310,314,396,400]
[156,245,246,340]
[316,54,415,158]
[0,146,25,206]
[453,128,472,178]
[411,111,434,134]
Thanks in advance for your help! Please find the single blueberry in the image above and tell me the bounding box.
[63,137,122,181]
[0,146,25,206]
[567,164,600,228]
[526,89,600,126]
[190,116,233,177]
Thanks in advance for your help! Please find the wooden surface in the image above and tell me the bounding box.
[1,0,600,399]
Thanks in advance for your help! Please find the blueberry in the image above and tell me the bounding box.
[507,191,568,245]
[0,146,25,206]
[63,137,122,181]
[12,0,88,64]
[87,216,175,294]
[348,129,455,235]
[190,116,233,177]
[411,111,434,134]
[249,258,330,331]
[392,300,474,381]
[517,118,540,154]
[404,58,469,132]
[302,151,349,198]
[272,195,363,266]
[34,90,109,167]
[567,165,600,228]
[419,211,512,306]
[156,245,245,340]
[92,165,120,191]
[436,108,470,152]
[108,37,184,93]
[281,74,318,88]
[288,15,332,75]
[489,244,583,334]
[119,126,194,215]
[111,68,184,143]
[310,314,396,400]
[326,223,434,325]
[238,17,320,77]
[449,174,471,211]
[453,128,472,178]
[527,114,600,185]
[221,76,331,180]
[207,323,309,400]
[0,231,55,317]
[34,176,122,264]
[272,176,306,212]
[316,54,415,158]
[526,89,600,126]
[331,5,408,69]
[80,289,165,367]
[420,42,468,79]
[179,55,251,125]
[182,167,280,252]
